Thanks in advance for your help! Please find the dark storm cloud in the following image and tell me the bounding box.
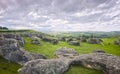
[0,0,120,31]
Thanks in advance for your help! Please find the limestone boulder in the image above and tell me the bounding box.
[68,41,80,46]
[72,53,120,74]
[31,37,40,45]
[88,38,102,44]
[0,38,46,65]
[18,58,71,74]
[55,47,79,58]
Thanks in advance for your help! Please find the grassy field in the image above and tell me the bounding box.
[0,37,119,74]
[23,37,120,74]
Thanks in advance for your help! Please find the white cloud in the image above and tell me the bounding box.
[0,0,120,32]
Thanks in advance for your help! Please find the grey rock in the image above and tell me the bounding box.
[55,47,79,58]
[31,37,40,45]
[0,38,46,65]
[88,38,102,44]
[73,53,120,74]
[18,58,71,74]
[68,41,80,46]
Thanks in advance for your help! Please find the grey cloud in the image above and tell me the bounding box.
[0,0,120,31]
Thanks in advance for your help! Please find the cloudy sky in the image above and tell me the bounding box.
[0,0,120,32]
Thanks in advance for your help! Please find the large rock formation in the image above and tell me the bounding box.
[18,47,120,74]
[18,58,71,74]
[18,47,78,74]
[72,53,120,74]
[0,37,46,65]
[55,47,79,58]
[88,38,102,44]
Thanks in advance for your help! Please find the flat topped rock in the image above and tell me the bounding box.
[18,58,71,74]
[55,47,79,58]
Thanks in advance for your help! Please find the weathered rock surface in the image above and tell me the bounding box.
[31,37,40,45]
[18,58,71,74]
[68,41,80,46]
[88,38,102,44]
[55,47,79,58]
[18,47,120,74]
[0,38,46,65]
[114,37,120,46]
[73,53,120,74]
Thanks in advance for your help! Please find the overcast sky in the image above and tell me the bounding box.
[0,0,120,32]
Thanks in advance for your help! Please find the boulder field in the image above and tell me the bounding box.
[19,47,120,74]
[0,34,120,74]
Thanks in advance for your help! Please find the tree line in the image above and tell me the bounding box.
[0,26,8,30]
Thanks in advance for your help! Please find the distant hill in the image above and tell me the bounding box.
[48,31,120,38]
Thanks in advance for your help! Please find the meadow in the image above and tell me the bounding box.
[0,36,120,74]
[23,37,120,74]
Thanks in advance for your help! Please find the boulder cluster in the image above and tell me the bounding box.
[0,33,120,74]
[19,47,120,74]
[0,34,46,65]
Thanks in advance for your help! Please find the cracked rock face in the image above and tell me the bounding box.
[18,58,71,74]
[73,53,120,74]
[0,38,46,65]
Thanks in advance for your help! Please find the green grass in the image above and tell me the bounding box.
[0,37,119,74]
[0,29,35,33]
[23,37,120,74]
[64,66,103,74]
[0,56,21,74]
